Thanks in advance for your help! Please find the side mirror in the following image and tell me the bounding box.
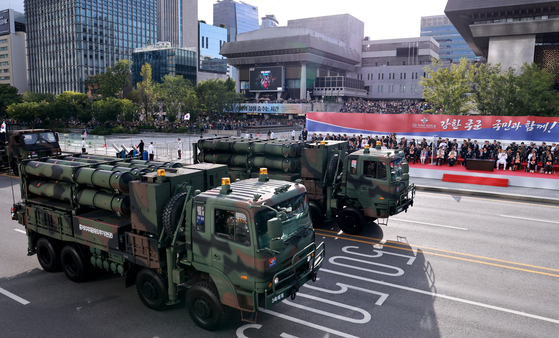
[267,217,284,251]
[402,161,409,174]
[402,173,410,181]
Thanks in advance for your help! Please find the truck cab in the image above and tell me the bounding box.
[2,129,61,174]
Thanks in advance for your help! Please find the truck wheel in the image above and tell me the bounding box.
[326,154,340,184]
[186,280,229,331]
[337,207,365,235]
[36,237,60,272]
[309,201,325,228]
[136,269,168,311]
[61,244,89,283]
[162,192,187,238]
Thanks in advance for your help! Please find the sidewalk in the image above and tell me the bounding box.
[411,177,559,205]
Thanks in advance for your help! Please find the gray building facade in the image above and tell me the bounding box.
[445,0,559,78]
[198,22,228,82]
[0,9,28,93]
[213,0,259,42]
[420,14,479,62]
[157,0,198,49]
[132,43,197,85]
[25,0,157,94]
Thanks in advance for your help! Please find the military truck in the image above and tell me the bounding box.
[0,129,62,174]
[194,137,415,235]
[11,155,324,330]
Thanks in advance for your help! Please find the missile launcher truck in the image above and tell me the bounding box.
[194,137,416,235]
[11,154,325,330]
[0,129,62,175]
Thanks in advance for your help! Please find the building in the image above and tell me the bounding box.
[420,14,480,62]
[213,0,259,42]
[445,0,559,78]
[261,15,279,28]
[220,14,364,101]
[0,9,27,93]
[132,43,197,86]
[198,22,228,82]
[359,37,440,100]
[157,0,198,48]
[25,0,157,94]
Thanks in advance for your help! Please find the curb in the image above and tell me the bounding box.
[415,185,559,205]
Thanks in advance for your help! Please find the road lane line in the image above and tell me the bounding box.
[315,230,559,276]
[321,268,559,325]
[420,191,559,209]
[14,229,26,234]
[0,287,30,305]
[390,218,468,230]
[500,215,559,224]
[260,308,360,338]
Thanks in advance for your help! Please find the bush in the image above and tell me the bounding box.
[89,126,111,135]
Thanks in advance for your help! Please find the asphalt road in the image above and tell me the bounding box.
[0,173,558,338]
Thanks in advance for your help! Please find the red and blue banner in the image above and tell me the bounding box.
[306,113,559,142]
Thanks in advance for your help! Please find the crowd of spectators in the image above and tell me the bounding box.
[340,100,435,114]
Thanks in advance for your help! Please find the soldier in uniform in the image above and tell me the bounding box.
[301,127,308,140]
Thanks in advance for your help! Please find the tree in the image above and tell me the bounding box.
[86,60,132,99]
[0,84,22,117]
[120,99,140,122]
[22,91,54,103]
[420,58,472,115]
[157,75,197,123]
[514,62,559,116]
[196,79,236,119]
[53,91,90,122]
[91,98,121,126]
[6,102,37,123]
[221,91,247,116]
[467,63,518,116]
[136,63,158,120]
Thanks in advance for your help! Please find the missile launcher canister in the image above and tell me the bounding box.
[194,137,416,235]
[12,154,324,331]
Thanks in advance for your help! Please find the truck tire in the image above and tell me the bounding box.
[326,154,340,184]
[36,237,60,272]
[309,201,325,228]
[337,207,365,235]
[186,280,230,331]
[162,192,187,238]
[136,269,168,311]
[61,244,89,283]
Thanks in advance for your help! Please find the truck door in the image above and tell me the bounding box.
[211,207,255,290]
[352,157,389,218]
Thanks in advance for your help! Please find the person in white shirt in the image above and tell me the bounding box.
[177,138,182,159]
[496,149,507,170]
[81,138,86,153]
[148,142,155,161]
[292,130,296,140]
[270,131,275,139]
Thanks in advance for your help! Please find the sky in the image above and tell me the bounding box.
[6,0,450,40]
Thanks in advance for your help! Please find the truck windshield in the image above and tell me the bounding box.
[391,158,403,181]
[254,193,311,249]
[22,132,58,145]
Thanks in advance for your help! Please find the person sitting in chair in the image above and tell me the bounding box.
[496,149,507,170]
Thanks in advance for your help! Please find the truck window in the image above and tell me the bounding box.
[22,134,39,145]
[196,205,205,232]
[377,162,387,180]
[40,132,57,143]
[350,159,358,175]
[391,159,403,181]
[215,209,250,246]
[364,161,376,178]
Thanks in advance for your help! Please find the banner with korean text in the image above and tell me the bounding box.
[235,103,303,114]
[306,113,559,142]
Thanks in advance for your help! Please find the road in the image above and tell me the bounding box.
[0,172,557,338]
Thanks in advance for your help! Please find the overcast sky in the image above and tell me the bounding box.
[6,0,449,40]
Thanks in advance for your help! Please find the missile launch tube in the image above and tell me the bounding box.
[23,161,133,193]
[28,180,72,202]
[130,160,183,168]
[61,157,102,164]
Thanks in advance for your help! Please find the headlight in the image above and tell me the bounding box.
[307,255,312,262]
[274,277,279,285]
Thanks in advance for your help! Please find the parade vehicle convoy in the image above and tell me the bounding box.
[11,154,324,330]
[0,129,62,174]
[194,137,416,235]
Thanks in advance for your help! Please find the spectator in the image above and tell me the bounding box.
[420,147,428,164]
[436,147,445,166]
[177,138,182,160]
[448,148,458,167]
[496,149,507,170]
[544,150,554,174]
[138,139,144,154]
[512,150,522,171]
[148,142,155,161]
[81,138,86,153]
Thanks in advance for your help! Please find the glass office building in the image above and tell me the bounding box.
[420,15,479,62]
[213,0,258,42]
[25,0,157,94]
[132,44,197,85]
[199,22,227,74]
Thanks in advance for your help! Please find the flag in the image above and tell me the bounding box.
[0,121,5,133]
[184,113,190,121]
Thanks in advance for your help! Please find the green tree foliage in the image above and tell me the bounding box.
[91,97,121,126]
[53,91,90,121]
[136,63,158,120]
[86,60,132,99]
[120,99,140,122]
[6,101,52,123]
[467,63,518,116]
[157,75,198,123]
[22,91,54,103]
[514,62,559,116]
[196,78,238,119]
[0,84,22,116]
[420,58,472,115]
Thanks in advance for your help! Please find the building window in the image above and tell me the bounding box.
[0,54,7,59]
[0,69,8,73]
[0,62,8,66]
[201,36,204,48]
[404,73,406,80]
[0,39,6,44]
[0,47,7,51]
[0,76,10,80]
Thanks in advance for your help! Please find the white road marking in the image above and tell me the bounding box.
[321,268,559,325]
[329,256,404,276]
[0,287,30,305]
[283,293,371,323]
[260,308,360,338]
[303,282,388,306]
[342,246,416,265]
[391,218,468,231]
[236,324,262,338]
[14,229,26,234]
[500,215,559,224]
[280,334,299,338]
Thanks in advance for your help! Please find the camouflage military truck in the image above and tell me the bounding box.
[12,155,324,330]
[0,129,62,175]
[194,137,415,235]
